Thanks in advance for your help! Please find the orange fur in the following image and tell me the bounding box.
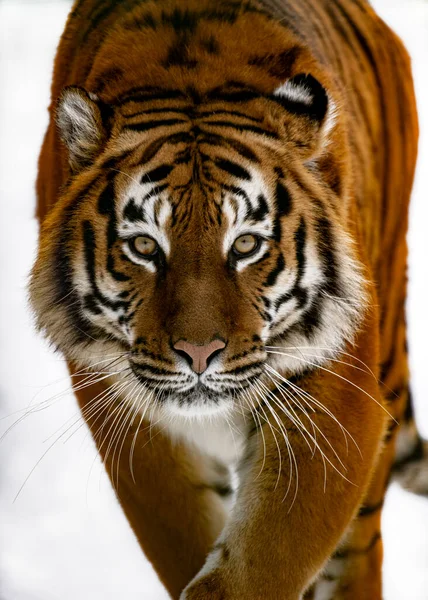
[31,1,418,598]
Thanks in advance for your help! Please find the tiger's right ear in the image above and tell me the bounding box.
[56,86,110,171]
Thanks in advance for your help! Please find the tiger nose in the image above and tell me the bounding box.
[173,339,226,374]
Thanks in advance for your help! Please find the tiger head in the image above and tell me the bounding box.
[30,74,367,419]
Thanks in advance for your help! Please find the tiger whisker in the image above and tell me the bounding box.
[265,350,395,423]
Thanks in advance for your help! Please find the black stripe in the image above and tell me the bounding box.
[264,253,285,287]
[215,158,251,181]
[276,181,293,216]
[203,120,279,139]
[333,532,381,559]
[118,87,187,106]
[52,177,104,343]
[393,436,425,471]
[316,216,340,296]
[82,221,130,311]
[294,218,306,284]
[140,164,173,184]
[358,500,383,517]
[251,194,269,221]
[383,418,399,443]
[131,361,178,377]
[138,131,194,165]
[199,109,263,123]
[123,198,146,222]
[124,119,187,133]
[98,181,131,282]
[199,132,260,163]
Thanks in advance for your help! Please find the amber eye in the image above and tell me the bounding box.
[129,235,158,257]
[232,234,260,257]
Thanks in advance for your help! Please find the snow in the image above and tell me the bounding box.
[0,1,426,599]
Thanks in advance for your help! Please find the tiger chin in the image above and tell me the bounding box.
[30,1,424,599]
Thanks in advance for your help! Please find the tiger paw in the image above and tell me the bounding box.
[180,570,228,600]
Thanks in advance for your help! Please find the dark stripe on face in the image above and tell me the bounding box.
[316,217,340,296]
[223,361,264,376]
[82,220,130,311]
[215,158,251,181]
[294,218,306,283]
[251,194,269,221]
[276,181,293,216]
[118,86,187,106]
[264,253,285,287]
[131,361,179,377]
[199,109,263,123]
[124,118,187,133]
[203,120,279,139]
[98,181,130,282]
[123,198,146,222]
[206,85,260,103]
[272,182,292,241]
[141,184,168,203]
[200,133,260,163]
[138,131,194,165]
[140,164,173,184]
[52,177,104,342]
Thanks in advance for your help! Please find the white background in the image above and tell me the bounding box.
[0,1,427,599]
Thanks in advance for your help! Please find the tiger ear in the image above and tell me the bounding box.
[273,73,336,153]
[56,86,110,171]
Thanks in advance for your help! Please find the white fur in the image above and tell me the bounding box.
[274,81,314,105]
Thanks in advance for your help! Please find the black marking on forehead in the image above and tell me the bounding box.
[164,38,198,69]
[141,184,168,203]
[138,131,194,165]
[123,198,146,222]
[117,87,187,106]
[251,194,269,221]
[124,118,187,133]
[247,47,301,80]
[201,35,220,54]
[215,158,251,181]
[140,164,173,184]
[222,184,252,215]
[206,83,260,103]
[200,133,259,163]
[204,120,279,139]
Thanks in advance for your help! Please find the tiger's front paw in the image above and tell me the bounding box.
[180,545,230,600]
[180,569,227,600]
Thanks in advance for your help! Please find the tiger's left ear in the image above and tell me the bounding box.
[56,86,111,171]
[273,73,337,153]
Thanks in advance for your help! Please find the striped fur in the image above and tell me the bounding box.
[30,1,424,598]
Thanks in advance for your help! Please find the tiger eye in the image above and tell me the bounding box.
[232,234,259,256]
[131,235,158,257]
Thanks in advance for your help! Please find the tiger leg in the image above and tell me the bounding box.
[69,365,229,600]
[313,317,412,598]
[181,312,387,600]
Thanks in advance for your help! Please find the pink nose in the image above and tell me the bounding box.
[173,339,226,374]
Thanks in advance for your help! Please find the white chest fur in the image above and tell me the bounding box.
[160,410,249,466]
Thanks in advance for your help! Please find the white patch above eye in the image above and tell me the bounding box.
[118,176,172,261]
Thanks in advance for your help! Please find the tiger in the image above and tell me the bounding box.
[29,0,427,598]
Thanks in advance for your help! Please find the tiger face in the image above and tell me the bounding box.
[30,75,366,419]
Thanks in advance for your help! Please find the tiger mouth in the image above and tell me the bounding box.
[129,359,263,399]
